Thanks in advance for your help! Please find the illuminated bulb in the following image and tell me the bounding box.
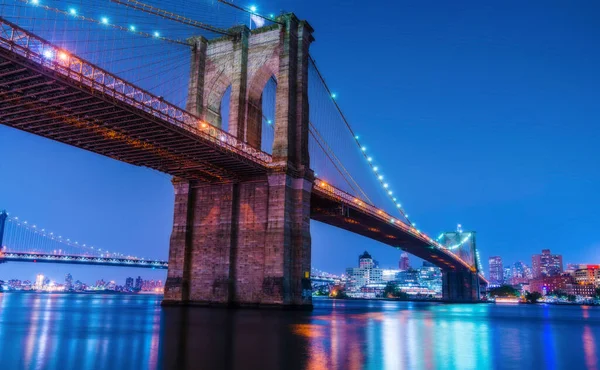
[269,13,274,18]
[367,157,372,162]
[361,146,367,151]
[130,25,136,31]
[388,190,392,195]
[378,175,383,180]
[373,166,378,171]
[101,17,109,25]
[69,8,77,15]
[331,93,337,99]
[31,0,39,4]
[58,51,68,60]
[154,31,160,37]
[267,119,272,124]
[43,50,53,59]
[250,5,257,12]
[383,183,389,188]
[355,135,359,140]
[396,204,401,208]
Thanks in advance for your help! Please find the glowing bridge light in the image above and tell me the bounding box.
[58,51,69,61]
[101,17,109,25]
[331,93,337,99]
[269,13,274,18]
[130,25,136,31]
[383,183,389,188]
[373,166,378,171]
[250,5,257,12]
[396,204,401,208]
[355,135,359,139]
[42,50,53,59]
[267,119,272,124]
[378,175,383,180]
[361,146,367,151]
[153,31,160,38]
[31,0,39,4]
[367,157,373,162]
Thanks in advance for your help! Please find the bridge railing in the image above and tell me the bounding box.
[0,17,272,165]
[313,179,479,274]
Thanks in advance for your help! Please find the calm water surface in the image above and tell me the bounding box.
[0,293,598,370]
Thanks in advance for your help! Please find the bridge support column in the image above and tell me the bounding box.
[0,210,7,248]
[442,270,481,302]
[163,175,312,309]
[164,13,314,310]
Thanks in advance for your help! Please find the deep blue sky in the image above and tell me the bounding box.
[1,0,600,284]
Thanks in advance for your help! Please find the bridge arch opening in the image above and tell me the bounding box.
[219,85,232,133]
[247,60,278,154]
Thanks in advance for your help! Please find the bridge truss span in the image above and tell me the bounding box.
[0,17,271,182]
[312,179,486,281]
[0,251,168,269]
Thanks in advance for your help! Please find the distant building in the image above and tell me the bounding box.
[65,273,73,291]
[568,284,596,297]
[532,249,563,278]
[135,276,143,291]
[125,277,134,291]
[417,263,442,292]
[345,251,389,293]
[396,269,419,287]
[503,267,512,285]
[35,274,44,290]
[573,266,600,285]
[399,252,410,271]
[359,251,374,269]
[488,256,503,286]
[510,261,531,285]
[529,274,573,295]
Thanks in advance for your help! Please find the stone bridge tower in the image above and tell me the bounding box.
[163,14,314,309]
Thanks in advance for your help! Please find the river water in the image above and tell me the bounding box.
[0,293,598,370]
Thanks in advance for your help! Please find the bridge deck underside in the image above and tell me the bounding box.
[311,191,477,275]
[0,50,268,182]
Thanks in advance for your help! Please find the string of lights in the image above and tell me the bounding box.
[308,57,414,225]
[21,0,189,45]
[2,211,146,260]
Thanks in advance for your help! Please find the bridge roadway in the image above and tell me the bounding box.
[0,17,485,295]
[0,251,168,269]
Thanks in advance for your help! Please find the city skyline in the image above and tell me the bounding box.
[2,0,600,281]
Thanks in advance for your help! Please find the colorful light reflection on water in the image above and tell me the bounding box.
[0,294,598,369]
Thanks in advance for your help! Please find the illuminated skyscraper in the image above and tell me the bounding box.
[399,252,410,271]
[358,251,374,269]
[532,249,563,278]
[488,256,503,286]
[510,261,531,285]
[65,273,73,291]
[125,277,134,291]
[35,274,44,290]
[135,276,143,291]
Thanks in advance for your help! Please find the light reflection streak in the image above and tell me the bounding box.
[383,313,401,369]
[583,326,597,370]
[24,296,42,368]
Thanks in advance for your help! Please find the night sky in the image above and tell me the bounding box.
[1,1,600,284]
